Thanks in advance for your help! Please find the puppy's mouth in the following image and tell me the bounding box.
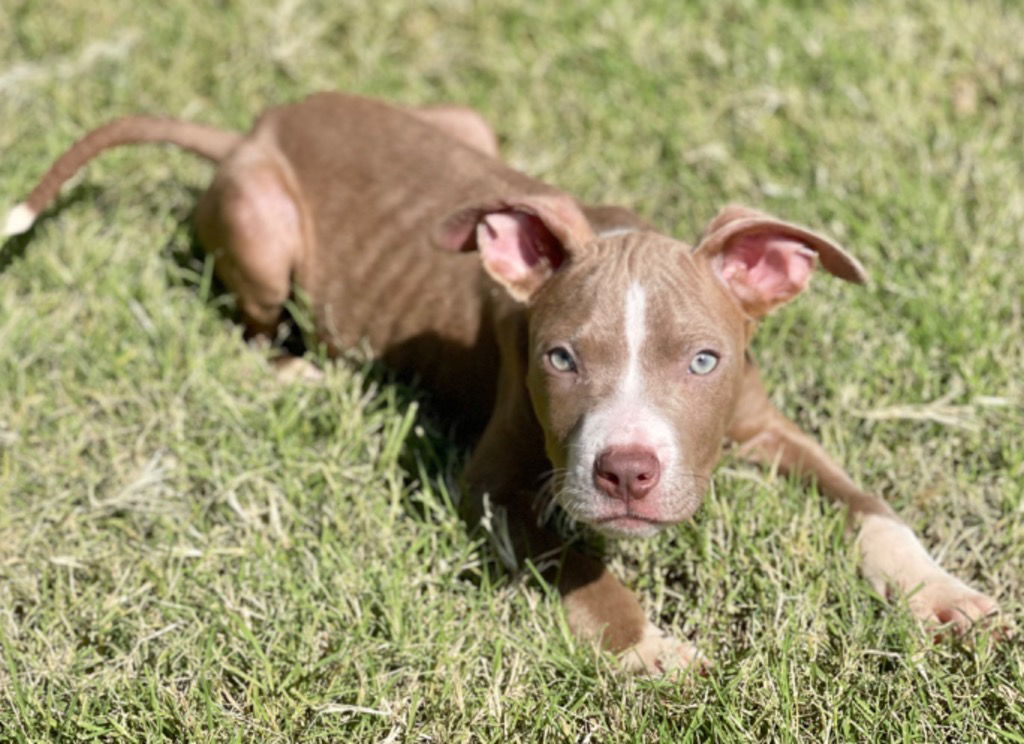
[550,474,703,538]
[591,511,678,538]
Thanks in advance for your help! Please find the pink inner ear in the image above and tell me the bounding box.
[478,211,564,291]
[719,232,815,312]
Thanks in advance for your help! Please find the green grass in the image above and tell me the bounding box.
[2,0,1023,740]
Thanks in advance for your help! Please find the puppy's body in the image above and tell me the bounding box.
[6,92,1000,673]
[201,94,540,426]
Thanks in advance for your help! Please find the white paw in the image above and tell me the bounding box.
[620,622,708,677]
[858,514,1002,635]
[903,573,1001,634]
[271,355,325,384]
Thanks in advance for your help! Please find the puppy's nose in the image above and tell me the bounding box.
[593,447,661,501]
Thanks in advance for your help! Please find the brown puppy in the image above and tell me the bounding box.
[5,92,1000,674]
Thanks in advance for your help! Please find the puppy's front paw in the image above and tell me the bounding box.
[857,514,1003,636]
[620,622,707,677]
[903,573,1001,634]
[271,355,325,384]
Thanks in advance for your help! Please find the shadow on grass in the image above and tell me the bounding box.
[160,194,491,528]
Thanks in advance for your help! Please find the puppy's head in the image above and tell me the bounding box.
[436,195,865,538]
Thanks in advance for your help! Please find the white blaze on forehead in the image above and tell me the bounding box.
[621,281,647,399]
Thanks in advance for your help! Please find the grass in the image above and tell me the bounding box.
[1,0,1023,740]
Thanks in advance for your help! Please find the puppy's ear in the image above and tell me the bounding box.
[434,193,594,302]
[695,204,867,318]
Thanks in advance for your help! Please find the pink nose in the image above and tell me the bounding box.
[593,447,661,501]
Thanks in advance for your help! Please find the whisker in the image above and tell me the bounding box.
[675,472,711,482]
[533,469,567,526]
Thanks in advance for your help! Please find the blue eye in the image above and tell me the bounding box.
[689,350,719,375]
[546,346,578,373]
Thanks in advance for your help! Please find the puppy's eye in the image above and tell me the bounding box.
[546,346,578,374]
[689,350,719,375]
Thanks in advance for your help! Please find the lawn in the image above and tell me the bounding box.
[1,0,1022,740]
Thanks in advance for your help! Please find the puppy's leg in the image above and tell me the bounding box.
[408,104,500,157]
[561,551,704,675]
[195,141,320,381]
[728,361,999,631]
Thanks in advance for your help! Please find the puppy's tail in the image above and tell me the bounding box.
[4,116,241,237]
